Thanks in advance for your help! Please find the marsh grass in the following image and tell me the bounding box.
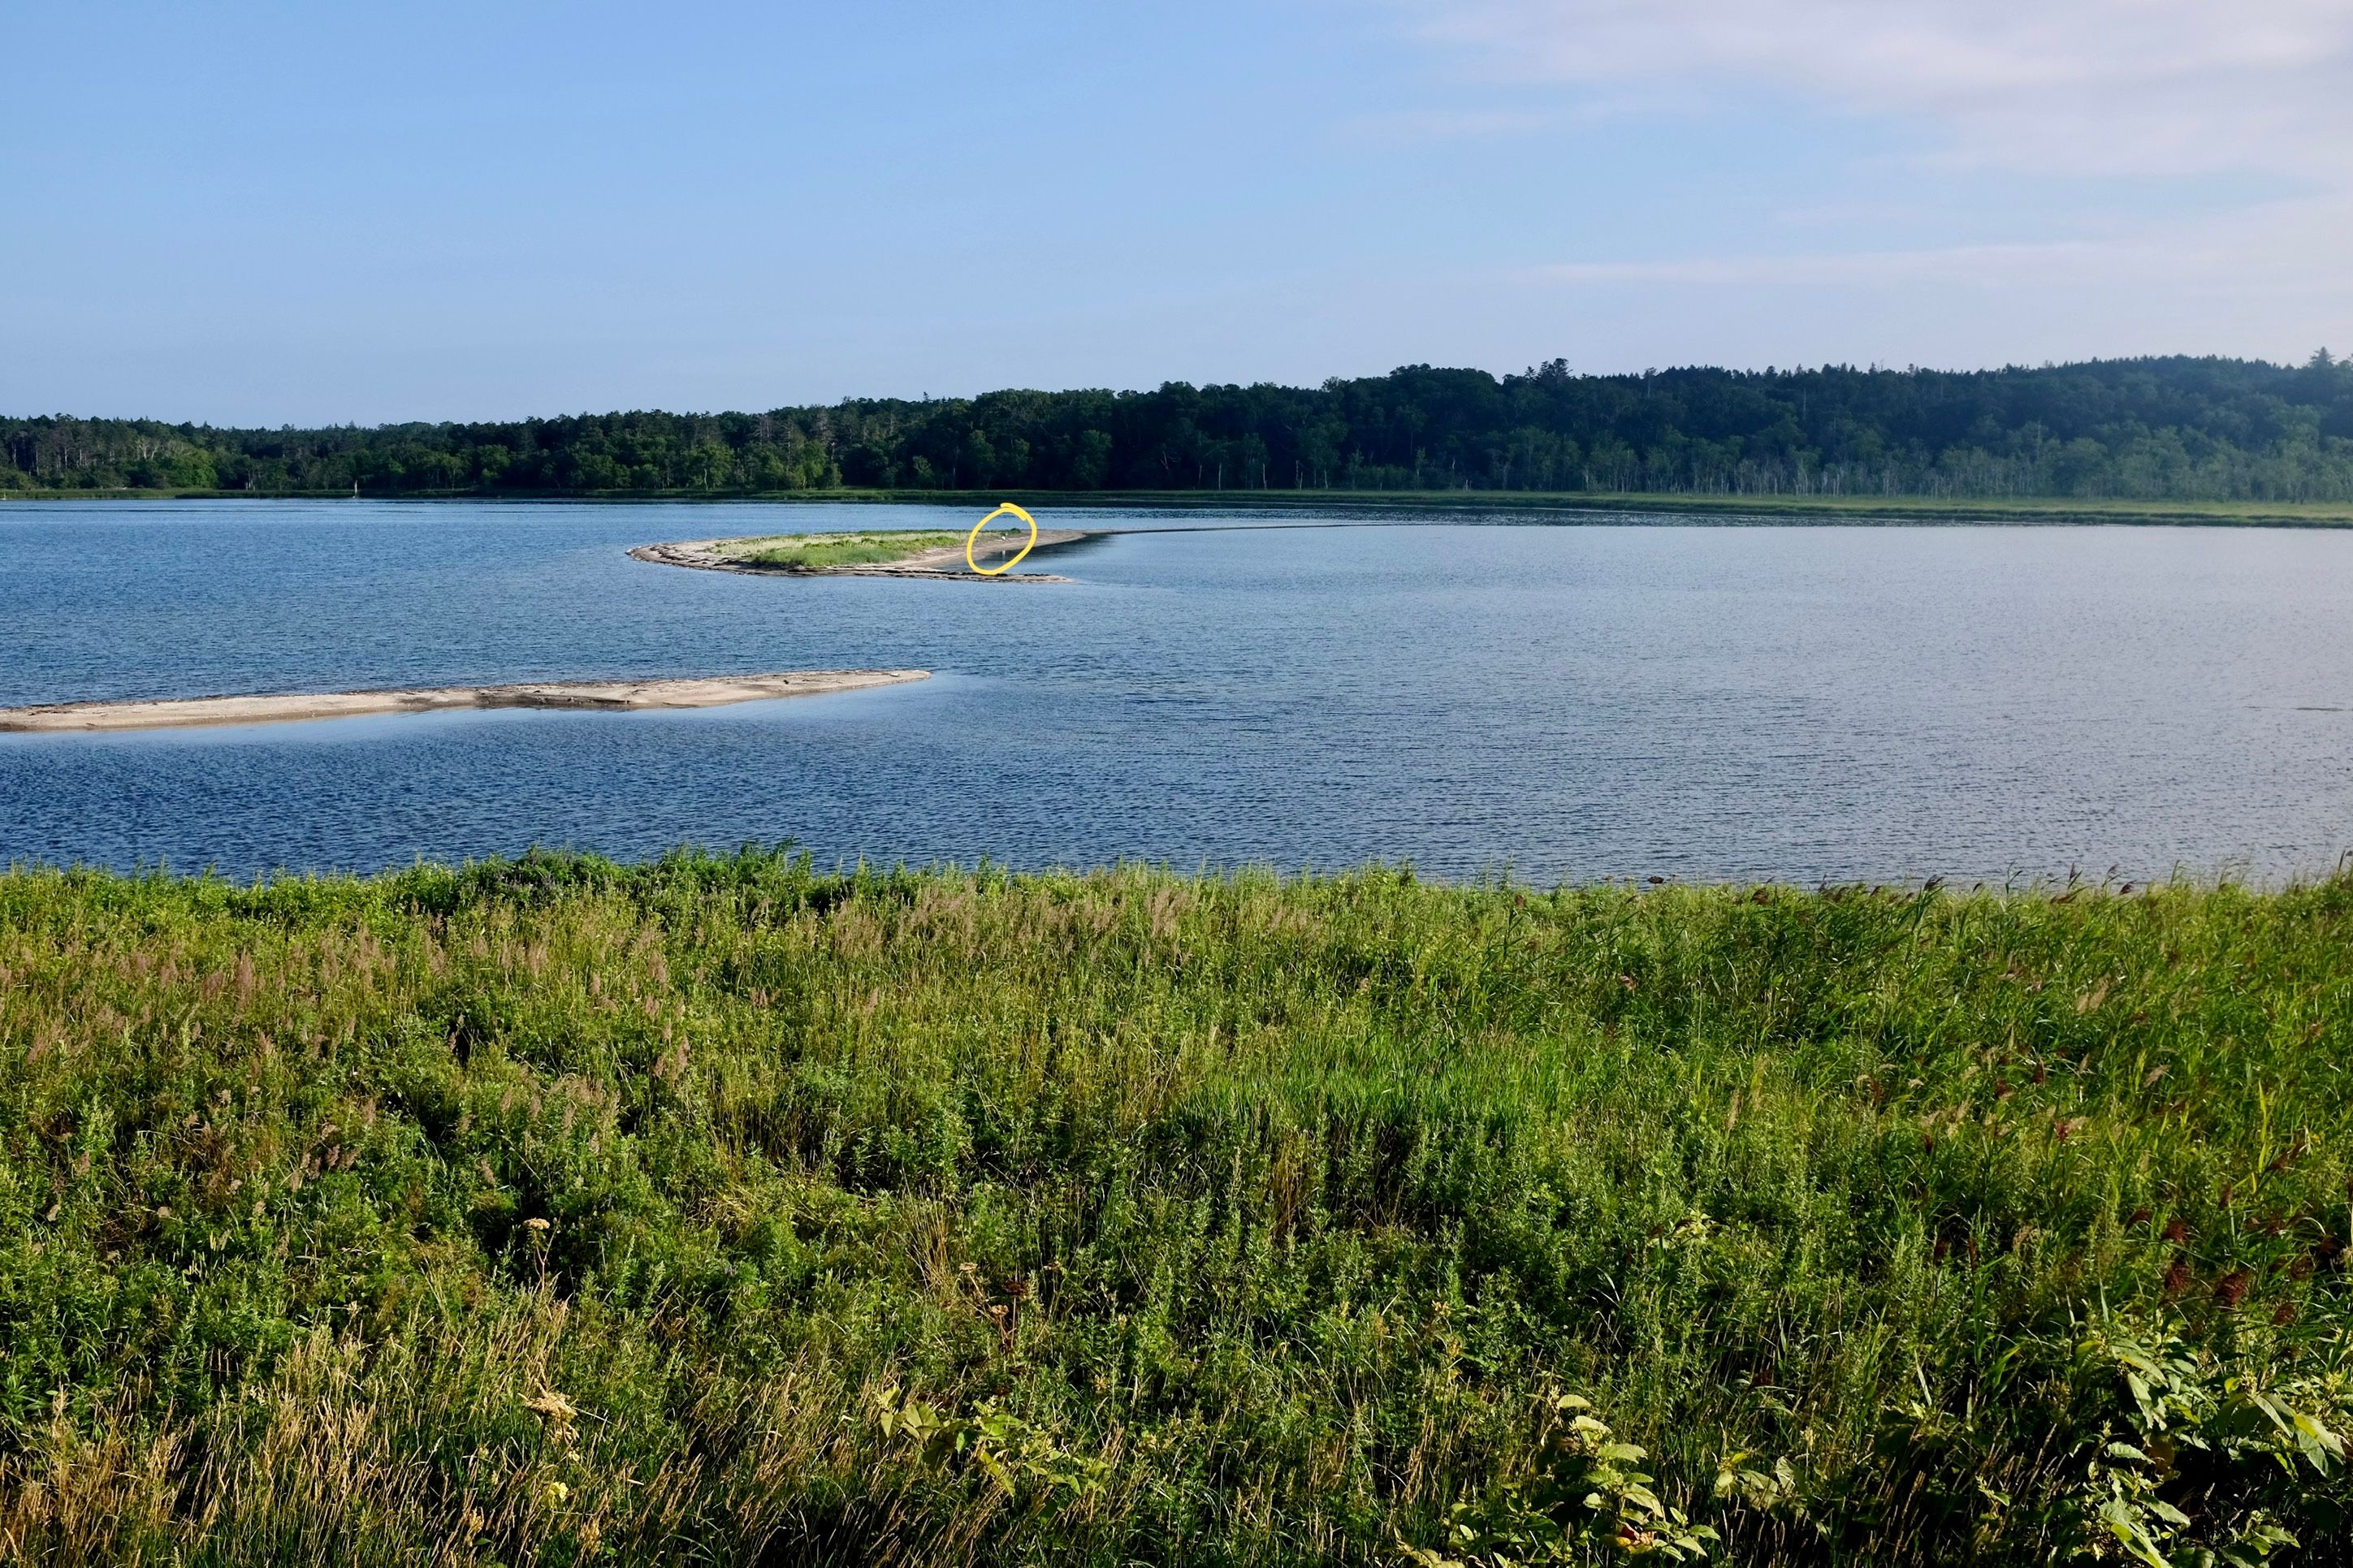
[0,853,2347,1564]
[727,532,962,569]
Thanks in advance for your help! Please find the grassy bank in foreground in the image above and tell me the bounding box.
[11,487,2353,527]
[2,855,2347,1565]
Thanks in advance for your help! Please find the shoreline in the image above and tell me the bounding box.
[12,489,2353,528]
[0,670,930,734]
[628,528,1095,581]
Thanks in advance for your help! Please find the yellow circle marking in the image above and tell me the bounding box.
[965,502,1039,576]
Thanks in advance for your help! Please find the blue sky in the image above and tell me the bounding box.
[6,0,2348,423]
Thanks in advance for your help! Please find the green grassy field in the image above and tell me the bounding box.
[725,532,962,569]
[2,854,2347,1564]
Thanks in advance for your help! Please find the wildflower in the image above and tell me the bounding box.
[526,1389,579,1421]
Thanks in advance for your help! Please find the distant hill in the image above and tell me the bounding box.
[10,353,2353,503]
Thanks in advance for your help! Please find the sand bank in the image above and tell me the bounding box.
[0,671,930,734]
[628,529,1092,581]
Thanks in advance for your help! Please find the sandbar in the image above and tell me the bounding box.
[629,529,1093,581]
[0,671,930,734]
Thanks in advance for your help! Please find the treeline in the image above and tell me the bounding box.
[9,352,2353,502]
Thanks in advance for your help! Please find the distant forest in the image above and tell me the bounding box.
[9,353,2353,502]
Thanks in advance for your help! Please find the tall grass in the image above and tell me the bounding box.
[730,533,960,569]
[0,853,2346,1564]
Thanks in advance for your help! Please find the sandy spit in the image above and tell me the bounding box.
[0,671,931,734]
[628,529,1093,581]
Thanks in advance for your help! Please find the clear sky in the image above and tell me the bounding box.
[6,1,2349,424]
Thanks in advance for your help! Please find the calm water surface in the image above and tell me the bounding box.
[2,499,2349,883]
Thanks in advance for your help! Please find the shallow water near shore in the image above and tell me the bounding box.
[3,498,2351,883]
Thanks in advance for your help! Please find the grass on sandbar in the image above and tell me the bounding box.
[0,853,2347,1565]
[726,532,962,569]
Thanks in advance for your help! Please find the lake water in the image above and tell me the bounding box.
[2,499,2350,884]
